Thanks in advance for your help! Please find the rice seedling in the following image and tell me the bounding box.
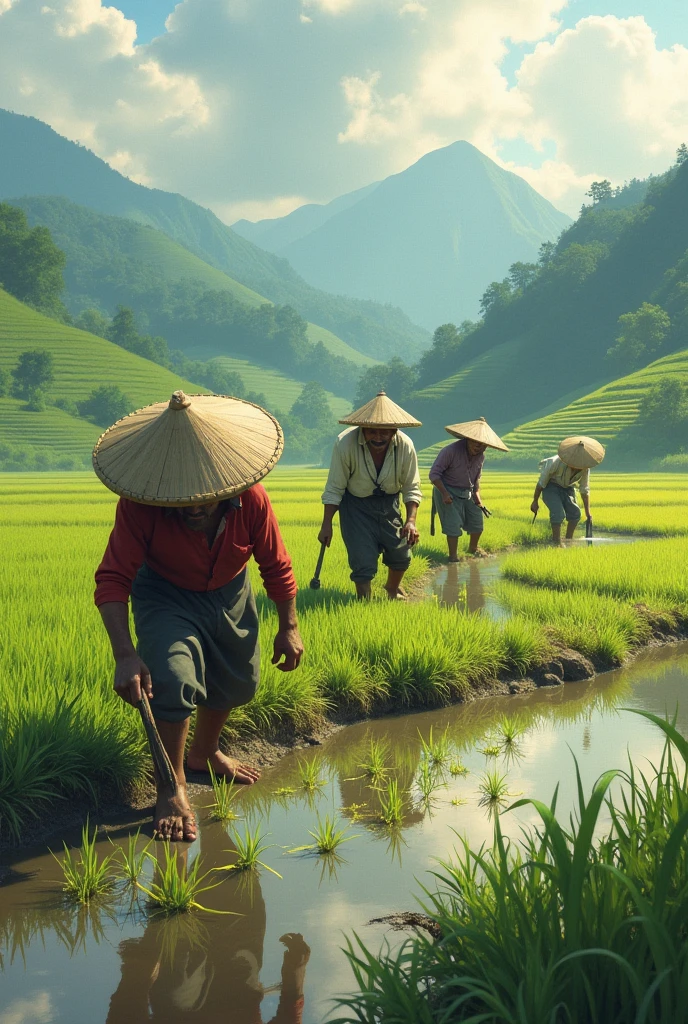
[288,814,360,855]
[138,846,230,915]
[378,780,405,826]
[296,757,327,791]
[340,802,369,822]
[477,769,510,814]
[450,797,467,806]
[497,715,525,748]
[115,828,152,887]
[357,738,392,782]
[51,822,118,905]
[415,759,447,805]
[448,759,469,776]
[206,762,241,822]
[478,743,501,758]
[418,726,453,767]
[273,786,296,796]
[220,825,283,878]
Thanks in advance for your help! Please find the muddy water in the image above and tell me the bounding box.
[2,644,688,1024]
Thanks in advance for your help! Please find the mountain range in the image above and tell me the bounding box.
[233,142,571,330]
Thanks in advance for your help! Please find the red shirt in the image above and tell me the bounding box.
[94,484,297,607]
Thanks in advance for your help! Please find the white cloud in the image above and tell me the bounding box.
[220,194,316,223]
[0,992,53,1024]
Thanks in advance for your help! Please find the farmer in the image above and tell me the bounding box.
[318,391,422,600]
[94,391,303,842]
[530,435,606,545]
[429,417,508,560]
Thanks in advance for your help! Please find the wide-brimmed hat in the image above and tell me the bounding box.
[445,416,509,451]
[92,390,283,506]
[558,435,605,469]
[339,390,421,428]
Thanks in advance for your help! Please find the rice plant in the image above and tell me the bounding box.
[51,822,118,905]
[477,769,510,815]
[297,757,327,792]
[497,715,525,748]
[415,759,446,804]
[115,828,152,887]
[478,743,501,758]
[138,847,229,915]
[220,825,282,878]
[378,780,405,826]
[357,738,392,782]
[448,759,469,776]
[418,726,452,768]
[288,814,359,855]
[206,762,241,822]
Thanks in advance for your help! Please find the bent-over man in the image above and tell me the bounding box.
[429,417,508,560]
[530,434,606,544]
[94,391,303,842]
[318,391,422,600]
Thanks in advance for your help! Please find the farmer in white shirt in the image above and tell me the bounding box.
[530,435,605,545]
[319,391,422,600]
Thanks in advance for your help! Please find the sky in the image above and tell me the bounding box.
[1,0,688,223]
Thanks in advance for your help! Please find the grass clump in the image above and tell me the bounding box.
[115,829,152,887]
[206,762,241,822]
[449,759,469,776]
[52,822,118,905]
[358,738,392,782]
[221,825,282,878]
[297,757,327,792]
[138,847,228,915]
[335,711,688,1024]
[418,727,452,768]
[378,780,405,827]
[289,814,359,855]
[477,769,510,815]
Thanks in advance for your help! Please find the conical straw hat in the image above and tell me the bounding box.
[93,391,284,506]
[558,435,605,469]
[444,417,509,451]
[339,391,421,428]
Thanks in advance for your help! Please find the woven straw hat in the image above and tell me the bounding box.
[339,391,421,428]
[93,391,284,506]
[558,435,605,469]
[445,417,509,451]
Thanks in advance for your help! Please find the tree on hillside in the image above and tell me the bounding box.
[585,180,613,204]
[552,242,608,285]
[0,203,67,318]
[200,359,246,397]
[607,303,671,369]
[638,378,688,424]
[74,308,109,338]
[676,143,688,165]
[537,241,557,268]
[107,306,139,349]
[290,381,335,432]
[508,262,539,293]
[78,385,133,426]
[11,350,55,401]
[354,356,418,407]
[0,367,10,397]
[479,279,513,318]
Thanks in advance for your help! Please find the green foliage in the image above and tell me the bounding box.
[11,349,55,401]
[354,356,419,407]
[378,779,405,826]
[52,822,118,904]
[221,826,282,877]
[608,302,671,369]
[335,716,688,1024]
[206,763,241,822]
[139,846,226,914]
[74,307,110,338]
[0,366,10,397]
[586,178,613,204]
[0,202,66,317]
[115,829,152,887]
[289,814,359,855]
[77,384,133,427]
[297,757,327,791]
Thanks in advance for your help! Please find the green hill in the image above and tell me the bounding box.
[12,196,377,371]
[410,160,688,449]
[0,109,428,362]
[502,347,688,455]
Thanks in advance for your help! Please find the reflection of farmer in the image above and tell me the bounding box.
[429,417,508,560]
[106,861,310,1024]
[94,392,304,842]
[530,435,606,545]
[318,391,422,600]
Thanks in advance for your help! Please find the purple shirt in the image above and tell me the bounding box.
[429,439,484,490]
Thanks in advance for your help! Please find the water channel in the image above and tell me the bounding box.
[1,547,686,1024]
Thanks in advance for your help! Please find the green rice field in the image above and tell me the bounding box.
[1,469,687,842]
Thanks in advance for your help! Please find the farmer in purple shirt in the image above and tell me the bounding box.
[429,417,508,561]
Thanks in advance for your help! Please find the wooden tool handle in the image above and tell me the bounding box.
[313,542,326,581]
[137,692,178,794]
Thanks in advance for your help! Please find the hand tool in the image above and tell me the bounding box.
[309,542,327,589]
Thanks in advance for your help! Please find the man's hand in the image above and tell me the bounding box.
[442,492,453,505]
[402,520,420,547]
[317,523,333,547]
[114,653,152,706]
[473,491,482,506]
[530,499,539,515]
[272,627,304,672]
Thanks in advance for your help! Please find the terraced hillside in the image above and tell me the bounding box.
[502,347,688,454]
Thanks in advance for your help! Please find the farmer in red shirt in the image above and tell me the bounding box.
[94,391,303,842]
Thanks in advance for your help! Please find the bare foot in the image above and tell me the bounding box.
[153,787,197,842]
[469,548,487,558]
[384,586,408,601]
[186,749,260,784]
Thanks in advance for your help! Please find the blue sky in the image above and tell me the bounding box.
[1,0,687,220]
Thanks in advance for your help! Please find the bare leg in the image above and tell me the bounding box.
[186,707,260,784]
[384,567,407,600]
[468,532,484,555]
[566,519,578,540]
[355,581,372,600]
[551,523,563,546]
[447,536,459,561]
[152,718,197,842]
